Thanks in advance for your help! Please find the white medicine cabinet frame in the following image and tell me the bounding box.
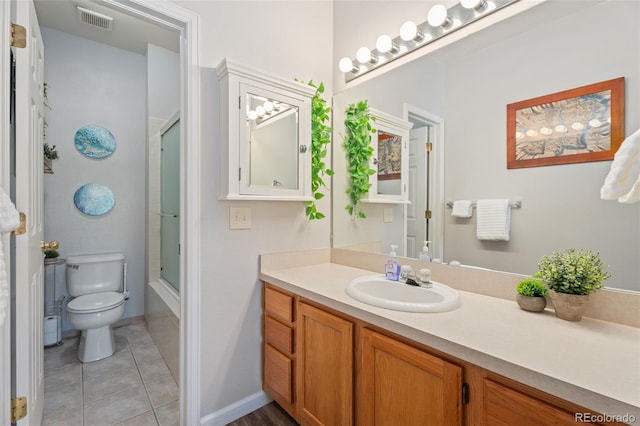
[363,108,413,204]
[217,58,315,200]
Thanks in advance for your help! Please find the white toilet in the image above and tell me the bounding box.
[65,252,127,363]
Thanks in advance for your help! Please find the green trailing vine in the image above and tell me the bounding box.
[344,100,376,219]
[305,81,334,220]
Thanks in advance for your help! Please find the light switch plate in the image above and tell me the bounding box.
[383,207,394,223]
[229,207,252,230]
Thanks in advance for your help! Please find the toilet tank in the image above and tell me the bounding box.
[65,253,125,297]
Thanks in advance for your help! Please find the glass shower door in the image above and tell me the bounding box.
[161,119,180,292]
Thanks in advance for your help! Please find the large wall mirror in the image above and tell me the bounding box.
[331,0,640,292]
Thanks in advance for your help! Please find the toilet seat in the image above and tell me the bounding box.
[67,292,124,314]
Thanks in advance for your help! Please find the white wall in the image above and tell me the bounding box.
[173,0,334,417]
[443,0,640,290]
[42,28,147,330]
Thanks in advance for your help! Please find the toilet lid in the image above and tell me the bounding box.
[67,292,125,314]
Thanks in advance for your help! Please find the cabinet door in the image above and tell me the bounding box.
[297,302,353,426]
[361,329,463,426]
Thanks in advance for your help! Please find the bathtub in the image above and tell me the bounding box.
[145,280,180,382]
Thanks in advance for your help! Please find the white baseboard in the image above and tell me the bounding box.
[200,390,272,426]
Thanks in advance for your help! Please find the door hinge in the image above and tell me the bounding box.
[238,167,241,181]
[462,382,469,405]
[10,23,27,48]
[425,210,432,220]
[10,212,26,235]
[239,96,241,110]
[425,142,433,152]
[11,397,27,422]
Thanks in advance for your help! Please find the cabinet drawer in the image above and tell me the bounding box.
[264,344,294,404]
[265,286,294,323]
[484,379,584,426]
[265,316,294,354]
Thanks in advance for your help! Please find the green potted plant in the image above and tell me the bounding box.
[305,80,334,220]
[43,249,59,265]
[537,249,610,321]
[343,100,376,219]
[515,277,548,312]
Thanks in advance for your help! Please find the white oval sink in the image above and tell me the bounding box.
[346,275,461,313]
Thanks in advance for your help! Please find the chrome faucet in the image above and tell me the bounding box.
[400,265,433,288]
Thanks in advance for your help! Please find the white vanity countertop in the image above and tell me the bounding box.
[260,262,640,418]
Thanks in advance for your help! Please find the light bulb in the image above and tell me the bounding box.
[263,101,274,113]
[461,0,487,11]
[256,106,265,117]
[339,57,357,73]
[356,47,373,64]
[400,21,419,41]
[376,34,397,53]
[247,110,257,120]
[427,4,451,27]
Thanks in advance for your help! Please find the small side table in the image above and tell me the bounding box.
[44,257,65,347]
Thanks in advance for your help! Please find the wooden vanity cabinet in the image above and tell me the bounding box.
[263,282,624,426]
[360,329,463,425]
[297,302,354,426]
[263,285,296,418]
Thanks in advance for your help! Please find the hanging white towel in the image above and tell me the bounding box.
[0,187,20,327]
[476,199,511,241]
[451,200,473,218]
[601,128,640,203]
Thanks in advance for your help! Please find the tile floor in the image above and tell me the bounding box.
[42,322,179,426]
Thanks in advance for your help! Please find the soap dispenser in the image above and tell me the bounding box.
[419,241,432,262]
[385,245,401,281]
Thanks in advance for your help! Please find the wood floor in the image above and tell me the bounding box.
[226,402,298,426]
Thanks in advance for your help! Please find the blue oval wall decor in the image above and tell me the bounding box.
[73,183,115,216]
[74,125,116,159]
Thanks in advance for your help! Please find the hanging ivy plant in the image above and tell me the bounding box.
[304,81,334,220]
[344,100,376,219]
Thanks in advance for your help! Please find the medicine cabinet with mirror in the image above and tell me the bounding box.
[361,108,413,204]
[217,58,314,200]
[331,0,640,292]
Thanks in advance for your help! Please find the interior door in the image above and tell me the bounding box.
[12,0,45,423]
[0,1,13,422]
[407,127,429,258]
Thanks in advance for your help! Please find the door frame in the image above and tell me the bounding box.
[0,0,202,424]
[403,104,445,262]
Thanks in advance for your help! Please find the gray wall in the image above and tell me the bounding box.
[42,28,147,330]
[443,1,640,290]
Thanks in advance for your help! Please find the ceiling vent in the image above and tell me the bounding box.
[76,6,114,31]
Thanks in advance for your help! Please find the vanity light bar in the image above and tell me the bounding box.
[341,0,520,83]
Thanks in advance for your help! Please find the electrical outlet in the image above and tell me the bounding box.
[229,207,252,230]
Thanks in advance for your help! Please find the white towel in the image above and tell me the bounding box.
[619,175,640,204]
[0,187,20,327]
[601,129,640,202]
[476,199,511,241]
[451,200,473,218]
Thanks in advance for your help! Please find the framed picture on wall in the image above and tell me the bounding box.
[506,77,625,169]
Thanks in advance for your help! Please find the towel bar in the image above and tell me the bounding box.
[446,200,522,209]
